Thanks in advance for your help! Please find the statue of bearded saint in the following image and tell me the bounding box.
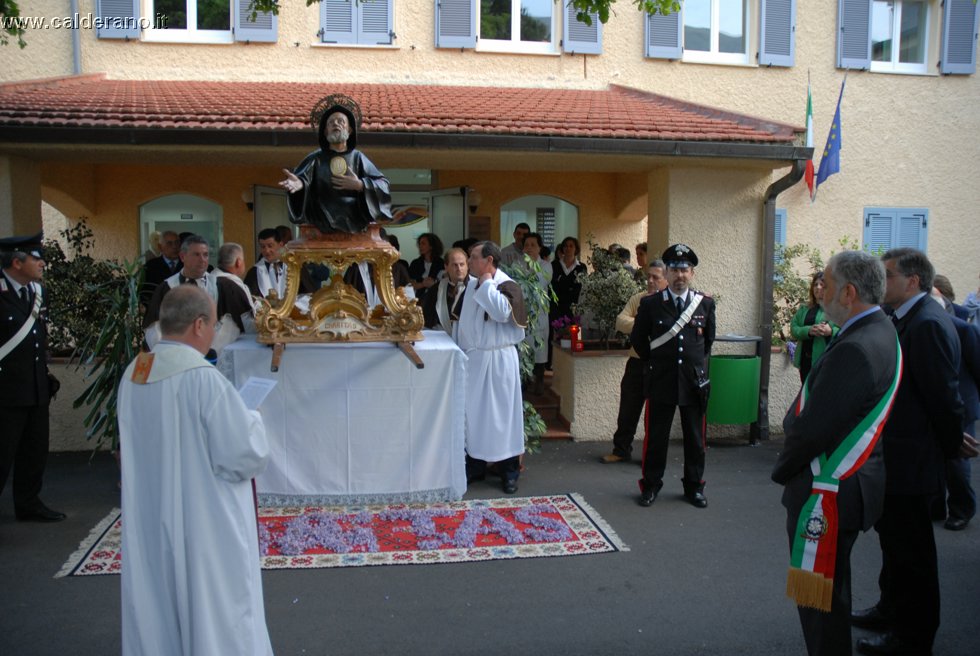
[279,96,393,234]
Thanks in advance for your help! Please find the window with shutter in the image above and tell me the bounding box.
[436,0,478,48]
[940,0,979,74]
[646,10,683,59]
[143,0,234,43]
[870,0,929,74]
[773,208,787,270]
[234,0,277,43]
[759,0,795,67]
[863,207,928,253]
[837,0,873,69]
[96,0,141,39]
[478,0,559,53]
[838,0,952,74]
[682,0,751,65]
[322,0,392,45]
[563,5,602,54]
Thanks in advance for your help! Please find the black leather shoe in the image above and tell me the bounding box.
[851,605,893,630]
[638,488,656,507]
[503,479,518,495]
[16,505,67,523]
[856,632,930,655]
[685,491,708,509]
[944,517,969,531]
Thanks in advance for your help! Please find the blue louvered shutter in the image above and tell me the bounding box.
[863,209,894,253]
[645,10,682,59]
[234,0,278,43]
[773,209,787,269]
[759,0,795,67]
[897,209,928,250]
[563,4,602,55]
[96,0,140,39]
[436,0,477,48]
[863,208,928,252]
[359,0,393,45]
[322,0,356,44]
[837,0,872,69]
[941,0,979,74]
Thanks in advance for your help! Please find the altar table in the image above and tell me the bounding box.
[218,332,467,505]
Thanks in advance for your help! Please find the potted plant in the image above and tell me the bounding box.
[502,255,556,453]
[71,258,145,454]
[573,238,642,349]
[550,315,579,349]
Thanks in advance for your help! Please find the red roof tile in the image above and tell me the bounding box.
[0,74,801,144]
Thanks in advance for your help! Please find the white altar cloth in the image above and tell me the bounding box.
[217,332,467,505]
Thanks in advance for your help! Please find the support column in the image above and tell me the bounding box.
[645,168,670,251]
[0,156,42,236]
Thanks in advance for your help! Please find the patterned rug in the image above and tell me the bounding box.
[56,493,627,577]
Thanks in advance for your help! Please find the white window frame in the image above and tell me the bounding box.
[869,0,931,74]
[142,0,235,44]
[476,0,561,55]
[682,0,753,65]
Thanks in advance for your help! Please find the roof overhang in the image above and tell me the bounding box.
[0,76,811,171]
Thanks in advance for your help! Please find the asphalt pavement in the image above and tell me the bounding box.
[2,439,978,655]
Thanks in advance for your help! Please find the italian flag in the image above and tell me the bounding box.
[805,81,815,200]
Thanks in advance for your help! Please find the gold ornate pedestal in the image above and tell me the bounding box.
[254,224,424,346]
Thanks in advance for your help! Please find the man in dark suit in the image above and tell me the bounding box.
[852,248,978,655]
[0,233,66,522]
[773,251,900,656]
[141,231,181,304]
[630,243,715,508]
[928,287,980,531]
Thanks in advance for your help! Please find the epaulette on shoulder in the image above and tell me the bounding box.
[692,288,712,298]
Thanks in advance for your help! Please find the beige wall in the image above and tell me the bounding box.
[6,2,976,291]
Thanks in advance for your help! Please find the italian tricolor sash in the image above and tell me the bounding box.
[786,336,902,612]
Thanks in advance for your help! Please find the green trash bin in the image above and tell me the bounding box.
[706,354,760,425]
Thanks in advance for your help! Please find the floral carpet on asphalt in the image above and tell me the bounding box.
[56,493,627,577]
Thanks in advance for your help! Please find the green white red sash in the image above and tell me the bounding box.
[786,335,902,612]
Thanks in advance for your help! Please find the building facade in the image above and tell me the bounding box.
[1,0,977,432]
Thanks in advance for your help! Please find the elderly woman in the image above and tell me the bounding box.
[790,271,839,383]
[520,232,553,394]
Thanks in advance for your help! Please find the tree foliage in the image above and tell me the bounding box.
[0,0,26,48]
[246,0,680,26]
[574,237,643,347]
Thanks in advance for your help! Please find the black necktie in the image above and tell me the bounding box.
[19,286,30,306]
[676,295,685,315]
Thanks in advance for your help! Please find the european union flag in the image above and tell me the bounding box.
[815,79,846,197]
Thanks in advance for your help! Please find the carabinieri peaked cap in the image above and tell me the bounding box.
[0,231,44,258]
[661,243,698,269]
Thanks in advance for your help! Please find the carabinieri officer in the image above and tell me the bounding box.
[630,243,716,509]
[0,232,65,522]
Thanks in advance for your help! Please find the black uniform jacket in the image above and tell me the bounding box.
[0,274,50,407]
[630,288,716,406]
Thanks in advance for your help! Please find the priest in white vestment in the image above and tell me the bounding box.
[457,241,527,494]
[118,285,272,656]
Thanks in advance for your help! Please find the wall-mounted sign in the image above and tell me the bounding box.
[536,207,556,249]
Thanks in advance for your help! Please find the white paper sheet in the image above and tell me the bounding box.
[238,376,278,410]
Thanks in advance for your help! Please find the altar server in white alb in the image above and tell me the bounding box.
[118,285,272,656]
[458,241,527,494]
